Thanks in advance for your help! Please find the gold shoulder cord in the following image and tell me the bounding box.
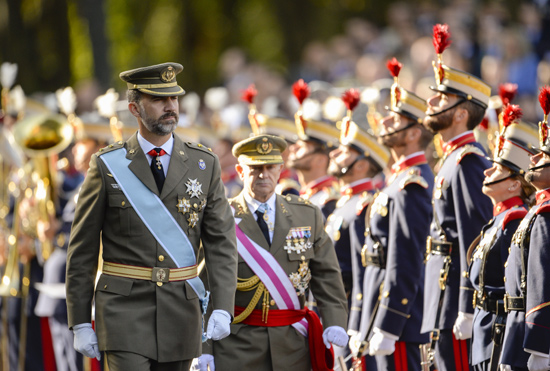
[233,276,271,324]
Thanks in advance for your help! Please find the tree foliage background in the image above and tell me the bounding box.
[1,0,523,97]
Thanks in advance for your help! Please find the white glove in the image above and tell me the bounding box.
[368,327,398,356]
[322,326,349,348]
[527,353,550,371]
[348,330,362,355]
[197,354,215,371]
[452,312,474,340]
[206,310,231,341]
[500,364,512,371]
[73,323,101,360]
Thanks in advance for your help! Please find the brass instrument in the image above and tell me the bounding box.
[1,113,73,371]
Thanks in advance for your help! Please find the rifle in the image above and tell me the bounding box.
[351,284,383,370]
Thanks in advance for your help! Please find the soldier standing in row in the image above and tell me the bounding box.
[500,87,550,371]
[326,89,389,367]
[200,134,348,371]
[352,58,433,371]
[66,63,238,370]
[468,107,536,371]
[420,24,493,371]
[287,79,340,219]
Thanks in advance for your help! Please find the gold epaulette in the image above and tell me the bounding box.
[97,141,125,156]
[356,192,374,215]
[456,144,485,164]
[399,167,429,190]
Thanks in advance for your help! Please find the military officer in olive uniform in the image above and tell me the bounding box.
[353,63,434,371]
[468,114,537,371]
[198,134,348,371]
[500,90,550,371]
[421,25,493,371]
[66,63,238,371]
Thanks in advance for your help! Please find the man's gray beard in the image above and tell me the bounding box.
[141,110,178,135]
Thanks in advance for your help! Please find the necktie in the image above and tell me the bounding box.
[147,147,166,192]
[255,204,271,246]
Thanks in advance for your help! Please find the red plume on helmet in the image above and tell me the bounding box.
[498,83,518,106]
[342,89,360,112]
[292,79,310,105]
[241,84,257,104]
[538,86,550,146]
[432,24,452,56]
[241,84,259,135]
[387,58,402,107]
[432,24,451,85]
[501,104,523,128]
[386,58,402,80]
[496,104,522,157]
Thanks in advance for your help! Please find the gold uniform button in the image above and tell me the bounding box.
[301,256,305,261]
[121,201,125,206]
[503,277,507,283]
[270,300,275,306]
[383,291,390,298]
[356,293,363,301]
[462,271,469,278]
[504,261,508,268]
[157,282,163,287]
[104,285,108,289]
[401,298,408,305]
[159,255,165,262]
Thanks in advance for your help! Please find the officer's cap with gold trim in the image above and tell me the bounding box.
[492,104,538,175]
[385,58,427,123]
[232,134,288,166]
[430,24,490,109]
[119,62,185,96]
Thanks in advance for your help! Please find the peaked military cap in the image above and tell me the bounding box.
[119,62,185,96]
[232,134,287,166]
[492,120,538,175]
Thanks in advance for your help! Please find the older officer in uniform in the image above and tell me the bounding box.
[467,110,537,371]
[199,134,348,371]
[352,60,433,371]
[500,88,550,371]
[421,24,493,371]
[66,63,238,371]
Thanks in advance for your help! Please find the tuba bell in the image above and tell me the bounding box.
[0,113,74,296]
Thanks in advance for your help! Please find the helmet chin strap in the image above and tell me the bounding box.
[483,174,515,187]
[378,122,417,138]
[425,98,465,117]
[529,162,550,171]
[338,155,366,177]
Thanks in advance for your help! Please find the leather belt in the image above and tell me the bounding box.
[102,261,198,283]
[473,291,504,314]
[503,294,525,312]
[365,252,385,268]
[426,238,452,256]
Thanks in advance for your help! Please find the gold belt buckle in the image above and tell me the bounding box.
[152,267,170,283]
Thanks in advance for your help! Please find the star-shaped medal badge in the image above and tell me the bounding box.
[186,178,203,198]
[188,212,199,228]
[177,198,191,214]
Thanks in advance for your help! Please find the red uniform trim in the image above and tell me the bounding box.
[234,306,334,371]
[40,317,57,371]
[393,341,408,371]
[536,204,550,214]
[502,208,528,229]
[452,335,469,371]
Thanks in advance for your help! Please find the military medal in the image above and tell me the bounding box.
[176,198,191,214]
[188,212,199,228]
[288,261,311,296]
[186,178,203,198]
[198,159,206,170]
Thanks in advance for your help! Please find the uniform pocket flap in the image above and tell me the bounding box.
[96,274,133,296]
[108,193,130,208]
[184,281,199,300]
